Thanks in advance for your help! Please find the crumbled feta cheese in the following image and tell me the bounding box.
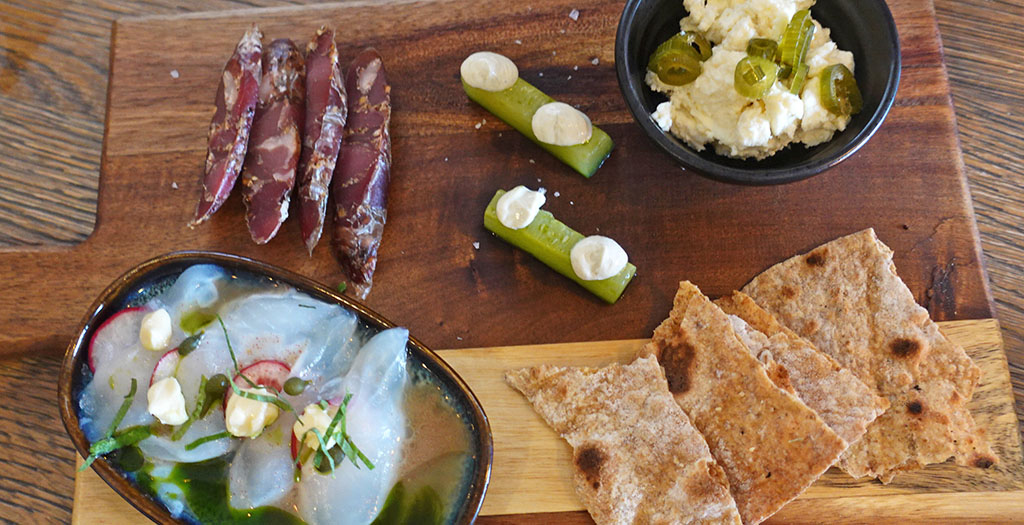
[653,101,674,131]
[649,0,855,159]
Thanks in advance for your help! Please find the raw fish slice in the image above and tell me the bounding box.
[80,308,161,442]
[297,328,409,525]
[147,264,228,348]
[229,412,298,509]
[139,412,236,463]
[288,310,360,386]
[216,290,353,367]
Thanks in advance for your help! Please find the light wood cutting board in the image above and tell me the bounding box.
[74,319,1024,524]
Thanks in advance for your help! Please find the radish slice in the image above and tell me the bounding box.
[88,306,147,373]
[236,360,291,391]
[223,360,291,407]
[150,349,182,387]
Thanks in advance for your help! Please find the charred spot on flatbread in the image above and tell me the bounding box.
[805,250,827,267]
[781,285,798,299]
[660,337,697,394]
[907,400,924,415]
[505,357,743,525]
[742,228,996,483]
[972,455,996,469]
[575,444,606,490]
[890,338,923,358]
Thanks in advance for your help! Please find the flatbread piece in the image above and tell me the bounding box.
[642,281,847,525]
[506,355,742,525]
[715,291,890,445]
[742,228,996,482]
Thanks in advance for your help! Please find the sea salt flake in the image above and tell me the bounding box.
[538,72,544,77]
[591,57,600,65]
[515,39,523,45]
[473,242,480,250]
[569,8,580,20]
[573,65,579,71]
[553,191,560,197]
[529,159,536,164]
[170,69,179,79]
[569,201,575,205]
[171,182,179,189]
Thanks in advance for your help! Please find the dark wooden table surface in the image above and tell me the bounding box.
[0,0,1021,522]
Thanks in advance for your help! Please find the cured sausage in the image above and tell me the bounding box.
[331,48,391,299]
[240,38,305,244]
[191,25,263,227]
[296,26,347,254]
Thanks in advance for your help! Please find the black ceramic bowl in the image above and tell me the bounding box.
[58,252,492,524]
[615,0,900,185]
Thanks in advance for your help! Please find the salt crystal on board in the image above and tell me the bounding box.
[569,8,580,20]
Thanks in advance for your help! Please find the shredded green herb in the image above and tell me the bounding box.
[171,375,207,441]
[217,314,304,424]
[184,431,231,451]
[106,378,137,438]
[310,393,374,474]
[80,424,152,471]
[80,378,142,471]
[337,282,347,293]
[227,374,297,414]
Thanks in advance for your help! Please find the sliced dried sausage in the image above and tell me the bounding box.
[331,48,391,298]
[240,38,305,244]
[296,26,347,254]
[191,25,262,226]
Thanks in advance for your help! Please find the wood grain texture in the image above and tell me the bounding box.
[0,0,1019,523]
[0,0,995,358]
[71,320,1024,523]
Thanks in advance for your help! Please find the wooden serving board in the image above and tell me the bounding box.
[73,319,1024,523]
[0,0,999,357]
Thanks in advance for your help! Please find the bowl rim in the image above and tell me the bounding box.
[57,251,493,524]
[614,0,902,185]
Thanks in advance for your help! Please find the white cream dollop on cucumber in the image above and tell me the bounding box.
[460,51,518,92]
[495,185,547,230]
[531,102,593,146]
[570,235,629,281]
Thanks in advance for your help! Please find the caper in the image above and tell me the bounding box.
[314,446,349,474]
[177,331,204,357]
[283,377,311,396]
[205,374,230,399]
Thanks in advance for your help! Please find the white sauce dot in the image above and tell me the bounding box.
[461,52,518,92]
[496,186,546,229]
[531,102,593,146]
[570,235,628,281]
